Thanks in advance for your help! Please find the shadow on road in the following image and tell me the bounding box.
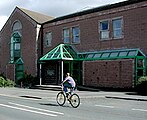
[39,103,70,108]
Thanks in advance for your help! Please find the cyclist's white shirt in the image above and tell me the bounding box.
[65,76,75,87]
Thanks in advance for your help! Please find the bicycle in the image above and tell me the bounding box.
[56,86,80,108]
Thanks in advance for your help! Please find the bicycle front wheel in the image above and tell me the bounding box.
[56,92,66,106]
[69,93,80,108]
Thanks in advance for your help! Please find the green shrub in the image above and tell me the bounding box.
[5,79,15,87]
[0,76,5,87]
[19,72,38,88]
[136,76,147,95]
[0,76,15,87]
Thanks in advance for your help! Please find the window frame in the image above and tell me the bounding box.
[112,17,123,39]
[44,32,52,47]
[99,20,110,40]
[63,28,70,43]
[72,26,80,44]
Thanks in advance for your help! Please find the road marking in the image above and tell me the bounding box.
[0,103,57,117]
[95,104,115,108]
[9,102,64,115]
[132,108,147,112]
[0,93,55,101]
[0,94,39,101]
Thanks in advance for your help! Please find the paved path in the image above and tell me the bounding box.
[0,87,147,101]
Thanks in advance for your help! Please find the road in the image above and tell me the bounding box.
[0,88,147,120]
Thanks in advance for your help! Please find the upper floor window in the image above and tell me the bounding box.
[99,20,109,40]
[72,26,80,43]
[45,32,52,47]
[63,26,80,44]
[10,32,21,63]
[63,28,70,43]
[112,18,123,38]
[12,21,22,32]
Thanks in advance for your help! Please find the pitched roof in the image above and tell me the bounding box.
[40,44,78,61]
[18,7,54,24]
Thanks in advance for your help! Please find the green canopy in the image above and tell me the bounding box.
[78,48,146,61]
[40,44,146,61]
[39,44,146,84]
[40,44,78,61]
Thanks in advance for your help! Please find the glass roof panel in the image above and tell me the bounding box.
[47,53,53,58]
[87,54,94,58]
[53,53,60,58]
[110,52,118,57]
[94,53,101,58]
[119,51,128,57]
[101,53,110,58]
[128,51,137,56]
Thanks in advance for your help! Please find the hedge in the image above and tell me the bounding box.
[136,76,147,95]
[0,76,15,87]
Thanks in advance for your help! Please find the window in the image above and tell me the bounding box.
[63,28,70,43]
[99,17,123,40]
[15,43,20,50]
[63,26,80,44]
[99,20,109,39]
[112,18,122,38]
[12,21,22,32]
[45,32,52,47]
[10,32,21,63]
[72,26,80,43]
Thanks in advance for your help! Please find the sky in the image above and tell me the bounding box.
[0,0,125,30]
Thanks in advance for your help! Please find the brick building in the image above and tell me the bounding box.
[40,0,147,88]
[0,0,147,88]
[0,7,53,84]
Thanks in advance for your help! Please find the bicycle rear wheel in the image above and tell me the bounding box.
[56,92,66,106]
[69,93,80,108]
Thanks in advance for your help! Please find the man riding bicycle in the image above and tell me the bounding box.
[57,73,80,108]
[62,73,76,96]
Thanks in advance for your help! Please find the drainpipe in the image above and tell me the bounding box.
[39,64,42,85]
[61,61,64,82]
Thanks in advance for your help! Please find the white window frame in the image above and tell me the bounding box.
[112,17,123,39]
[72,26,80,43]
[63,28,70,43]
[44,32,52,47]
[99,20,110,40]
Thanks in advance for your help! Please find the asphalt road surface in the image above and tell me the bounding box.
[0,88,147,120]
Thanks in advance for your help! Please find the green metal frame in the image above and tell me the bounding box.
[77,48,146,61]
[40,44,146,61]
[40,44,78,61]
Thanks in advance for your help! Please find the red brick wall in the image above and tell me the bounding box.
[6,64,15,81]
[0,9,38,79]
[83,59,134,88]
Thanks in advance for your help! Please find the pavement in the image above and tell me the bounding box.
[0,86,147,102]
[32,85,147,101]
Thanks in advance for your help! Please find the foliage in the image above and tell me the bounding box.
[137,76,147,85]
[19,72,38,88]
[0,76,15,87]
[136,76,147,95]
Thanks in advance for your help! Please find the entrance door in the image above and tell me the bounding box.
[15,58,24,85]
[135,57,146,85]
[63,61,82,85]
[42,62,58,85]
[63,61,71,77]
